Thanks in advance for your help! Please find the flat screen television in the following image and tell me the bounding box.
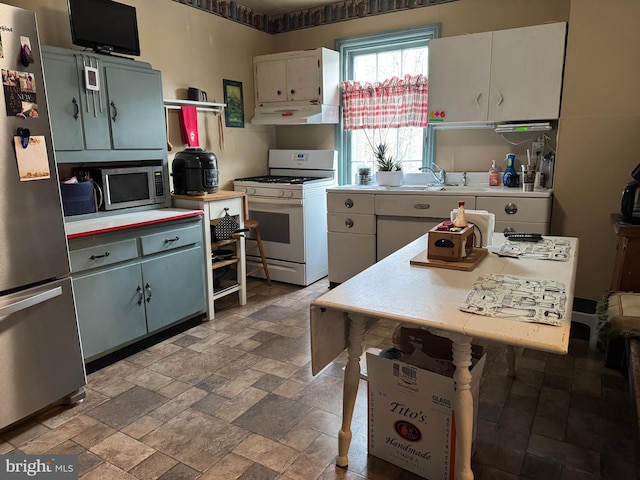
[68,0,140,56]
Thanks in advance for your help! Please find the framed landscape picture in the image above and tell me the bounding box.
[223,79,244,128]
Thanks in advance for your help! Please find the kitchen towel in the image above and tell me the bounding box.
[179,105,199,147]
[450,209,495,247]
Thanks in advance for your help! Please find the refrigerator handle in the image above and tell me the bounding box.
[0,286,62,319]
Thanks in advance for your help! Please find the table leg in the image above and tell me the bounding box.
[336,313,366,468]
[450,333,475,480]
[506,345,517,378]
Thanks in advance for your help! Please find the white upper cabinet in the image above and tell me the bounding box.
[254,47,339,107]
[428,22,567,123]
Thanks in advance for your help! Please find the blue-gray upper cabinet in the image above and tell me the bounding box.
[42,46,166,163]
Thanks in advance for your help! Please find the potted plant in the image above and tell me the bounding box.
[374,143,403,186]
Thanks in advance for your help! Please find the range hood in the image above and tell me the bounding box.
[429,120,555,132]
[251,104,339,125]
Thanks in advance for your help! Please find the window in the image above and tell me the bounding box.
[335,24,440,185]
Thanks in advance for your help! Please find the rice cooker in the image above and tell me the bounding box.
[172,147,218,195]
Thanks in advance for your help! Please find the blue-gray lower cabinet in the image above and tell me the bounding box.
[73,263,148,360]
[69,217,206,362]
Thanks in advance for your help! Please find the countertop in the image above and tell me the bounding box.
[65,208,204,239]
[171,190,245,202]
[328,184,552,198]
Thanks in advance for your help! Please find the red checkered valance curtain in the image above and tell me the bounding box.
[341,74,428,131]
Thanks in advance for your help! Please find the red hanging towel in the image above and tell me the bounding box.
[179,105,199,147]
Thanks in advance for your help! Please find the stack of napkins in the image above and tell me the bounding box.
[450,209,495,247]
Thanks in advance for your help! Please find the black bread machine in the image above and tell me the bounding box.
[172,147,218,195]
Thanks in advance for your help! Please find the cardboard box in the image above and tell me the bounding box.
[367,345,486,479]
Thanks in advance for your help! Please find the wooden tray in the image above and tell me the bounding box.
[410,247,488,271]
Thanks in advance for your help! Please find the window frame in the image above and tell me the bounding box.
[334,23,441,185]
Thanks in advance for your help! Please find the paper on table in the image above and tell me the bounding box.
[496,238,571,261]
[459,273,566,326]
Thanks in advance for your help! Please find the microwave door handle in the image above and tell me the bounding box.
[94,182,103,209]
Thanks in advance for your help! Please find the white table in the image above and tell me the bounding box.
[310,234,578,480]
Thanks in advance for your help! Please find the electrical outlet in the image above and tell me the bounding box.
[532,140,545,157]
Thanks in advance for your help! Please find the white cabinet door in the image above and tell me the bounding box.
[377,217,440,260]
[427,32,492,123]
[255,53,320,104]
[328,232,376,284]
[489,22,566,121]
[255,59,288,103]
[286,54,321,102]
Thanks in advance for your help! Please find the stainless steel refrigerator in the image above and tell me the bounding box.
[0,4,86,431]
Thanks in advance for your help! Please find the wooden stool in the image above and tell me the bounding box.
[244,218,271,286]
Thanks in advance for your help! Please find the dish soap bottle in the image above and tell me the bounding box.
[453,201,468,227]
[503,153,518,187]
[489,160,499,186]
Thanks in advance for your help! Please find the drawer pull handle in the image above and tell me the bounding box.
[505,203,518,215]
[89,252,110,260]
[164,236,180,244]
[110,101,118,122]
[414,203,430,209]
[72,97,79,120]
[136,285,143,305]
[345,219,354,228]
[145,283,152,303]
[344,198,354,208]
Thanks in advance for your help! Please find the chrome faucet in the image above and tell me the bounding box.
[422,162,446,185]
[461,171,467,186]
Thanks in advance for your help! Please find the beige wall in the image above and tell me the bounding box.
[4,0,278,190]
[553,0,640,300]
[8,0,637,301]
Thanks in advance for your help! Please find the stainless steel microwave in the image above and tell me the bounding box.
[89,166,166,211]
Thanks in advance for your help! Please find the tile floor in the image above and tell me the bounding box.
[1,277,638,480]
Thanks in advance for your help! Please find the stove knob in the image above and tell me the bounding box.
[249,188,256,195]
[286,191,293,198]
[278,190,285,197]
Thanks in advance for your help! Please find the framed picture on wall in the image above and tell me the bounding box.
[223,79,244,128]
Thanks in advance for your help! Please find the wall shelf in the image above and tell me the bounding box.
[163,98,226,114]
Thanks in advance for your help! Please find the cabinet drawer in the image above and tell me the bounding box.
[476,196,551,223]
[494,221,549,235]
[328,213,376,234]
[328,193,375,214]
[376,195,475,218]
[140,224,201,256]
[70,239,138,273]
[209,198,243,220]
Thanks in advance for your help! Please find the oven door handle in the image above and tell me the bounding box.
[246,197,303,206]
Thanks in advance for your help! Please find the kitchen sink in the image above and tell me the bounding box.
[383,184,492,193]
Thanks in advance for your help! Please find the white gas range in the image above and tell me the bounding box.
[234,149,337,286]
